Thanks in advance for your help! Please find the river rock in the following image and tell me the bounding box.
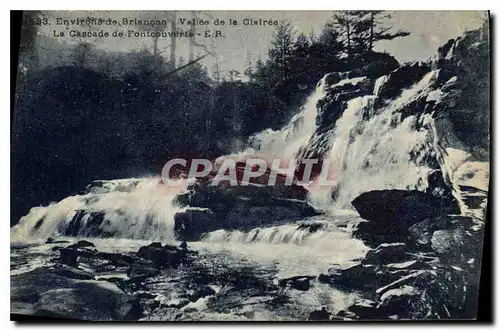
[376,285,421,319]
[174,182,318,240]
[308,307,332,321]
[58,242,98,267]
[136,242,194,268]
[52,264,95,280]
[11,267,142,321]
[318,264,377,290]
[430,228,466,257]
[351,189,460,247]
[126,262,160,283]
[375,270,430,296]
[174,208,219,241]
[347,298,378,319]
[377,61,431,100]
[408,219,438,249]
[45,237,70,244]
[278,276,314,291]
[363,243,407,265]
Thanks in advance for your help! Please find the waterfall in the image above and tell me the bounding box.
[246,76,327,163]
[11,177,189,244]
[312,71,440,210]
[244,70,443,212]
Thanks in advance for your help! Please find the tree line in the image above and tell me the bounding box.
[242,11,409,109]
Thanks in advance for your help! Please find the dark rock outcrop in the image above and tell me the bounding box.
[319,263,378,290]
[174,179,318,241]
[351,189,460,247]
[346,299,378,319]
[363,243,407,265]
[52,264,95,280]
[126,262,160,283]
[308,307,332,321]
[350,52,400,79]
[278,275,314,291]
[377,61,431,100]
[11,267,142,321]
[64,211,107,237]
[376,285,421,319]
[174,208,219,241]
[136,242,196,269]
[58,241,98,267]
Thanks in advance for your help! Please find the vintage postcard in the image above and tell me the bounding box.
[11,10,490,321]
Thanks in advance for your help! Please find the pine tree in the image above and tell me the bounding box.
[243,51,253,78]
[363,11,410,51]
[291,33,311,81]
[268,20,295,82]
[330,10,409,64]
[249,57,268,86]
[331,11,353,62]
[211,55,222,84]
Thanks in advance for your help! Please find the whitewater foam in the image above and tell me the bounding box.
[11,177,189,244]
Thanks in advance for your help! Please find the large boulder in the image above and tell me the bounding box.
[318,263,378,290]
[408,219,438,249]
[351,189,460,247]
[376,285,421,319]
[278,276,314,291]
[308,307,332,321]
[377,61,431,100]
[136,242,194,268]
[430,228,466,256]
[174,208,220,241]
[350,52,400,79]
[58,241,98,267]
[363,243,407,265]
[11,267,142,321]
[174,177,318,240]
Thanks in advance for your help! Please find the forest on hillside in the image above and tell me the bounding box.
[12,11,410,224]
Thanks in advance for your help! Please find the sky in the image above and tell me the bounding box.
[37,10,488,75]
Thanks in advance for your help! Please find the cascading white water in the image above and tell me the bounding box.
[11,177,189,244]
[201,223,327,245]
[311,71,440,210]
[193,218,369,278]
[246,76,328,163]
[242,70,442,213]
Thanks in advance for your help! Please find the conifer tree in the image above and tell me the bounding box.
[268,20,295,82]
